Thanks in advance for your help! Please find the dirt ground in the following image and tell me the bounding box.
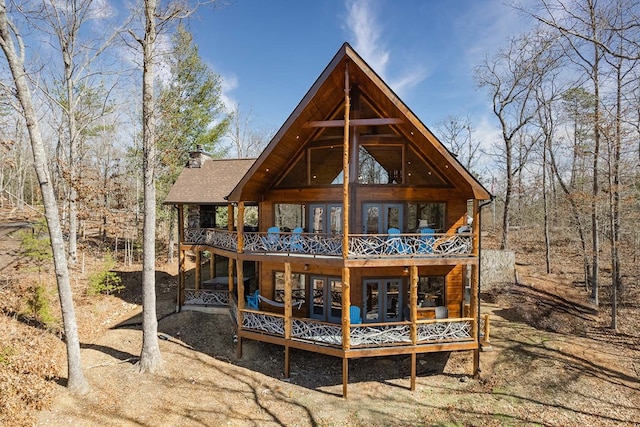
[1,210,639,426]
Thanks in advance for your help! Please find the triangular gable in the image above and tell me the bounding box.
[227,42,491,202]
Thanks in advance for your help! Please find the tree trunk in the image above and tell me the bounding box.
[0,2,88,393]
[138,0,163,373]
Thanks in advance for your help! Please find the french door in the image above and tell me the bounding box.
[362,278,404,322]
[310,275,343,323]
[362,203,403,233]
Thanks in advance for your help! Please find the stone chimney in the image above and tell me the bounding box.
[188,144,211,168]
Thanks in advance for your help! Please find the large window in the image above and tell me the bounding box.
[273,272,306,306]
[407,202,446,231]
[416,276,445,307]
[310,204,342,234]
[362,203,403,233]
[274,203,305,231]
[358,144,403,184]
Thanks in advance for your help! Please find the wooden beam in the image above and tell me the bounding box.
[284,263,292,340]
[411,353,416,391]
[342,61,350,259]
[177,205,185,310]
[195,250,201,290]
[342,358,349,398]
[237,202,245,253]
[410,266,418,345]
[304,117,403,128]
[342,267,351,351]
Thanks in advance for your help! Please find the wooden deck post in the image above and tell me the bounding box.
[341,61,350,258]
[410,265,418,391]
[471,199,480,377]
[177,205,185,310]
[236,258,244,360]
[237,202,245,253]
[284,262,292,378]
[341,266,351,398]
[195,249,201,290]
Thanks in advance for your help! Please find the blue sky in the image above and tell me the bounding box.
[188,0,533,149]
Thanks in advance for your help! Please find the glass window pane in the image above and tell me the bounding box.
[329,206,342,234]
[329,279,342,320]
[312,277,325,318]
[311,205,324,233]
[274,203,305,231]
[417,276,445,307]
[364,281,380,322]
[364,205,380,234]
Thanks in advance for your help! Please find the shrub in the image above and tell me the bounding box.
[25,283,56,327]
[88,253,124,295]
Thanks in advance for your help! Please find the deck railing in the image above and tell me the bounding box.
[239,310,474,348]
[184,228,473,258]
[184,288,229,306]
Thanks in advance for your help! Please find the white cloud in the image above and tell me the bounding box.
[344,0,426,97]
[220,73,238,114]
[346,0,389,77]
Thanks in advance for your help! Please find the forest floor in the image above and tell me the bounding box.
[1,208,639,426]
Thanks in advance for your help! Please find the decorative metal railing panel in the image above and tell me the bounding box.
[349,323,412,347]
[243,231,342,256]
[241,310,285,336]
[291,318,342,345]
[184,228,237,251]
[184,289,228,306]
[416,320,472,342]
[348,233,472,258]
[184,228,472,258]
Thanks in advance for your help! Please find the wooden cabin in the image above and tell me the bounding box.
[165,43,492,397]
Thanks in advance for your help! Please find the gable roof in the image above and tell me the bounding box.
[164,158,255,205]
[227,42,491,202]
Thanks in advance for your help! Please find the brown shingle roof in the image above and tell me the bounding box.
[164,158,255,205]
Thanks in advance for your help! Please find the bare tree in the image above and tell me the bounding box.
[475,30,560,249]
[434,114,481,173]
[0,0,88,393]
[227,103,272,158]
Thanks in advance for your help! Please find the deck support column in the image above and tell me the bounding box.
[471,199,480,378]
[410,265,418,391]
[237,202,245,253]
[177,205,185,311]
[236,259,244,360]
[342,358,349,398]
[284,262,292,378]
[411,353,417,392]
[195,249,201,290]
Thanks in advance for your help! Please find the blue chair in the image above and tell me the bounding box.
[246,289,259,309]
[290,227,304,252]
[350,305,362,324]
[418,227,435,254]
[386,228,411,254]
[262,226,281,251]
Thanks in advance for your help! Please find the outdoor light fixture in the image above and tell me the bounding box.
[304,264,309,271]
[403,266,409,273]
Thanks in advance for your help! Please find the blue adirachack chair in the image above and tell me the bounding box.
[350,305,362,324]
[386,228,411,254]
[418,227,435,254]
[262,226,281,251]
[290,227,304,252]
[246,289,259,309]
